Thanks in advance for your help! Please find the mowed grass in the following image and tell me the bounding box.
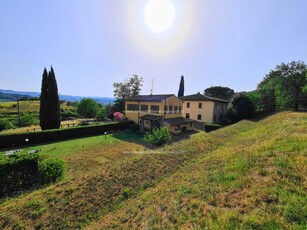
[0,111,306,229]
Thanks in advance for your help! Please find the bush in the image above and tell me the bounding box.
[121,187,131,199]
[113,112,124,122]
[0,153,40,197]
[204,123,221,132]
[0,154,66,198]
[20,113,39,127]
[38,158,65,184]
[0,119,17,131]
[61,110,77,119]
[144,126,170,146]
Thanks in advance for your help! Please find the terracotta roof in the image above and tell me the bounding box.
[163,117,196,126]
[125,94,175,102]
[180,93,229,103]
[139,114,163,121]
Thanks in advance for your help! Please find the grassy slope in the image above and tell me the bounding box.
[0,112,306,229]
[88,111,307,229]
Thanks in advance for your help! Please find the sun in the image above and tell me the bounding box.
[144,0,175,33]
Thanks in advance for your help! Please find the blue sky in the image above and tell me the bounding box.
[0,0,306,97]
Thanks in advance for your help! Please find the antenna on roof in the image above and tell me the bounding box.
[150,79,154,95]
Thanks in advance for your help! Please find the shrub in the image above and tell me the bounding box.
[144,126,170,146]
[0,119,17,131]
[113,112,124,122]
[38,158,65,184]
[0,154,66,198]
[204,123,221,132]
[0,153,40,197]
[121,187,131,199]
[61,110,77,119]
[20,113,39,127]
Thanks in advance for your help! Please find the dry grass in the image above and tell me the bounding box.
[88,112,307,229]
[0,111,306,229]
[0,100,78,134]
[0,100,74,114]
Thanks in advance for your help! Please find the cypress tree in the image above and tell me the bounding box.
[39,66,60,130]
[178,75,184,97]
[39,67,49,130]
[47,66,60,129]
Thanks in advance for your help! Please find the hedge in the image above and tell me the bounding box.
[0,121,134,148]
[204,123,222,132]
[0,154,65,198]
[0,153,40,197]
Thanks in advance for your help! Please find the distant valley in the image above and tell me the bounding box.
[0,89,115,105]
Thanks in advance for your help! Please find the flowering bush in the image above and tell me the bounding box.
[113,112,124,122]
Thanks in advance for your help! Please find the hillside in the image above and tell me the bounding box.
[0,100,77,133]
[0,112,306,229]
[0,89,115,104]
[0,100,74,114]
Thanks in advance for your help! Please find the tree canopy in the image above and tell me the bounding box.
[113,75,143,112]
[77,98,99,118]
[257,61,307,111]
[227,92,255,122]
[113,75,143,99]
[204,86,234,101]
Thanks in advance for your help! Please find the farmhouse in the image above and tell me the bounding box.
[180,92,228,124]
[125,94,195,133]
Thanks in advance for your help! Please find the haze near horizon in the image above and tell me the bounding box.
[0,1,306,97]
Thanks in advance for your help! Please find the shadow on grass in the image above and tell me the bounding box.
[169,130,200,144]
[110,130,156,150]
[112,129,200,150]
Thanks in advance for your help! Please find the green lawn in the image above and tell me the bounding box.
[0,112,306,229]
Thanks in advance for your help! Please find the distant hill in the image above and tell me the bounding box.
[0,89,115,104]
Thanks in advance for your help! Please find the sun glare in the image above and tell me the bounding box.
[126,1,194,57]
[144,0,175,33]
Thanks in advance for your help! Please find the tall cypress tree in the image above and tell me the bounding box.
[178,75,184,97]
[47,66,60,129]
[39,67,49,130]
[39,66,60,130]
